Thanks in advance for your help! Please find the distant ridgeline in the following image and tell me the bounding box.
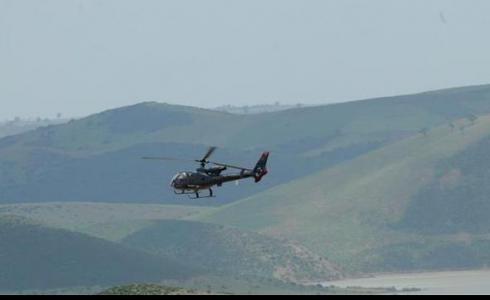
[0,118,68,139]
[214,103,307,114]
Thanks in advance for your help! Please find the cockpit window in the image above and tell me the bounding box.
[174,172,190,180]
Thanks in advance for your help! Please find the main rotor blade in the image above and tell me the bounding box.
[200,146,217,162]
[209,161,252,171]
[142,157,196,163]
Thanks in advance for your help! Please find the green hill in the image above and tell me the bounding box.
[122,220,343,283]
[2,85,490,204]
[0,215,195,292]
[197,113,490,273]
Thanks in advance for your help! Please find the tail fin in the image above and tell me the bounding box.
[253,152,269,183]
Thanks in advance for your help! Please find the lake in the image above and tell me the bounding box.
[323,270,490,295]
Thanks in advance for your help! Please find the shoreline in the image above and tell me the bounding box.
[315,269,490,295]
[320,267,490,284]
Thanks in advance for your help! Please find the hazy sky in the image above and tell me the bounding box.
[1,0,490,119]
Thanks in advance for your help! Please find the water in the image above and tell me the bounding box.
[323,270,490,295]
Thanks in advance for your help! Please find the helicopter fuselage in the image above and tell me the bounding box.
[170,169,254,193]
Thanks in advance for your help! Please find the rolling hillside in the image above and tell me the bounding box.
[197,113,490,273]
[1,85,490,204]
[0,203,344,286]
[0,215,194,292]
[122,220,343,283]
[0,202,211,241]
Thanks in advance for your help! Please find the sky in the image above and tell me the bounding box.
[1,0,490,120]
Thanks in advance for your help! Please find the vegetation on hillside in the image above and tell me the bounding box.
[122,220,343,283]
[399,133,490,234]
[99,284,200,295]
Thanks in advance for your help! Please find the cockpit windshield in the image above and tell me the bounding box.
[172,172,190,181]
[171,172,190,187]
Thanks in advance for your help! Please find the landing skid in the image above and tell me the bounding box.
[174,190,196,195]
[190,189,215,199]
[188,194,216,200]
[175,189,215,199]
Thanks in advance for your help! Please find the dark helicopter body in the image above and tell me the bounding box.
[144,148,269,198]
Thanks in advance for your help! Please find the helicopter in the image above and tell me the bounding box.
[143,147,269,199]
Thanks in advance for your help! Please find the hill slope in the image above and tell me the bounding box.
[0,215,194,292]
[122,220,343,283]
[197,113,490,272]
[0,202,211,241]
[398,129,490,234]
[0,204,343,284]
[1,85,490,204]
